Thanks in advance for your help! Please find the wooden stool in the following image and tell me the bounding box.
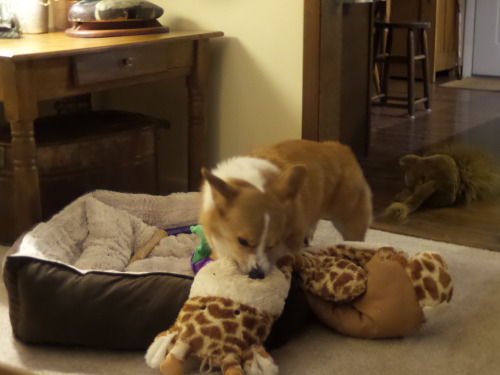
[372,21,431,118]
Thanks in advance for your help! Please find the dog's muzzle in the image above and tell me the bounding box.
[248,267,265,279]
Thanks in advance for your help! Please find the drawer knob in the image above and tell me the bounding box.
[122,57,135,67]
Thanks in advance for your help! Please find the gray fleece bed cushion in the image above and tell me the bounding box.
[2,191,310,351]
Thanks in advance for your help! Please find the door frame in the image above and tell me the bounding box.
[302,0,343,141]
[301,0,372,156]
[462,0,475,77]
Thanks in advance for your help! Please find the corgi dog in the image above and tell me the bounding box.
[199,139,372,279]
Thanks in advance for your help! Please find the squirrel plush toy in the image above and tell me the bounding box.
[145,240,453,375]
[382,144,500,222]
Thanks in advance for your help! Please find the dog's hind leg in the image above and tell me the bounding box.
[330,185,372,241]
[304,222,318,246]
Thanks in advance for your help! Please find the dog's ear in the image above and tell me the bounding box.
[274,164,307,201]
[202,168,239,207]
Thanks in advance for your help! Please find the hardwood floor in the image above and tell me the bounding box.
[362,77,500,251]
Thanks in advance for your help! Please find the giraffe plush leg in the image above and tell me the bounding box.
[320,245,376,267]
[243,345,278,375]
[145,331,177,369]
[159,340,190,375]
[159,353,185,375]
[293,251,367,302]
[223,367,244,375]
[221,353,243,375]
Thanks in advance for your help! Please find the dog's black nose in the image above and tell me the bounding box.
[249,267,265,279]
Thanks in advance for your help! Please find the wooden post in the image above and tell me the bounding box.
[318,0,342,142]
[1,60,41,235]
[302,0,342,141]
[186,39,209,191]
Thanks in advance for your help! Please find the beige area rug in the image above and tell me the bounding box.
[1,221,500,375]
[440,76,500,91]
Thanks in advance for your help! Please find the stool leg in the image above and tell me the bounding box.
[373,26,382,96]
[407,28,415,118]
[421,28,431,110]
[381,26,393,103]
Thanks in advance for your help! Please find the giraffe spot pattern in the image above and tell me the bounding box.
[243,316,258,330]
[183,303,200,312]
[181,313,193,323]
[409,260,423,280]
[208,303,237,319]
[189,335,204,353]
[201,325,223,340]
[223,345,238,354]
[333,273,354,291]
[313,271,325,282]
[256,324,270,339]
[431,253,445,267]
[181,323,196,338]
[222,321,239,334]
[423,277,439,300]
[439,267,452,288]
[422,259,436,272]
[242,331,258,346]
[195,311,211,325]
[414,285,425,302]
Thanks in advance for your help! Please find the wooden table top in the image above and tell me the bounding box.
[0,30,224,61]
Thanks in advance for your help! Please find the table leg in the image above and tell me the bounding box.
[186,39,209,192]
[1,61,41,236]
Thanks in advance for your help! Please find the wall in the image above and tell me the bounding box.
[98,0,304,191]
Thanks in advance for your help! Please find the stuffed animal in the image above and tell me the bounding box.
[145,238,453,374]
[303,244,453,339]
[145,257,290,375]
[144,245,369,375]
[382,144,500,222]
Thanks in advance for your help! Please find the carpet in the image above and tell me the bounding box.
[1,221,500,375]
[439,76,500,91]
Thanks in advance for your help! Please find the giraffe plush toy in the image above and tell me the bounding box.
[302,244,454,339]
[145,242,453,374]
[144,248,369,375]
[145,257,290,375]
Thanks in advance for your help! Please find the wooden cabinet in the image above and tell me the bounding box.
[390,0,459,80]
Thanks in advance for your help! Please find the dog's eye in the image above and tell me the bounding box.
[238,237,250,247]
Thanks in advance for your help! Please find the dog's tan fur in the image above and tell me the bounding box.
[199,139,372,277]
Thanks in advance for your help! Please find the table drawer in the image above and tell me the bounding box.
[73,42,193,86]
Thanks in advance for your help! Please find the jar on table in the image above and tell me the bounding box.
[14,0,50,34]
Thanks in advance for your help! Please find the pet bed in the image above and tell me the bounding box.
[2,191,310,351]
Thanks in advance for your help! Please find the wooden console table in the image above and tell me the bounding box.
[0,30,223,238]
